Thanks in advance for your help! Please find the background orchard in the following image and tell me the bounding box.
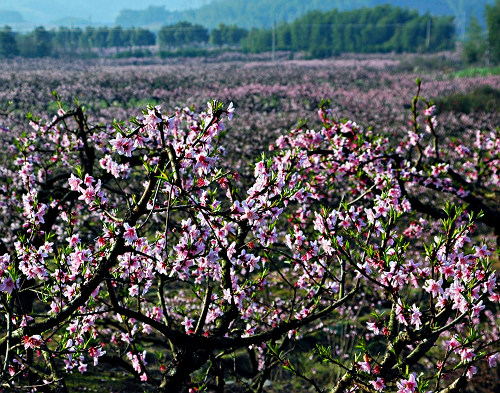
[0,53,498,392]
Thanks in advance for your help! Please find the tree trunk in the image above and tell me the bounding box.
[159,349,210,393]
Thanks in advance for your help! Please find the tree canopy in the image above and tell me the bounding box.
[242,5,455,56]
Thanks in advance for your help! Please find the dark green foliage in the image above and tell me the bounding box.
[113,49,154,58]
[158,48,224,58]
[463,15,486,64]
[210,24,248,46]
[92,27,110,48]
[241,5,455,56]
[13,26,157,58]
[486,0,500,63]
[133,28,156,47]
[242,28,273,53]
[0,26,18,57]
[53,27,82,53]
[158,22,209,48]
[435,85,500,113]
[17,26,53,57]
[107,27,125,48]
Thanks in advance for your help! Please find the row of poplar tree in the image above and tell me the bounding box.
[0,23,246,57]
[1,3,500,61]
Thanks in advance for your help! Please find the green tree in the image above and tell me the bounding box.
[276,23,292,50]
[158,25,176,48]
[79,27,95,51]
[18,26,53,57]
[107,26,125,48]
[174,22,192,45]
[242,28,271,52]
[34,26,53,56]
[159,22,208,48]
[189,23,209,45]
[486,0,500,63]
[92,27,109,48]
[428,15,455,52]
[53,27,71,53]
[210,24,247,46]
[133,28,155,46]
[0,26,18,57]
[69,28,83,52]
[121,28,134,48]
[210,25,223,45]
[222,24,246,45]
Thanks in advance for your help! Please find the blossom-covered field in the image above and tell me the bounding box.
[1,55,499,172]
[0,54,498,392]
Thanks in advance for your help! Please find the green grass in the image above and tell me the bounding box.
[449,66,500,78]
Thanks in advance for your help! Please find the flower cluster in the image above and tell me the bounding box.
[0,92,497,393]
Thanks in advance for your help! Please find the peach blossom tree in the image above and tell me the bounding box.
[0,84,498,392]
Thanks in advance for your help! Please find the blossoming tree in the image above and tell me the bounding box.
[0,83,498,392]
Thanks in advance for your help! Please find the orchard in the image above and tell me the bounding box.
[0,77,498,392]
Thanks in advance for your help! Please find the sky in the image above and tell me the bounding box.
[0,0,209,28]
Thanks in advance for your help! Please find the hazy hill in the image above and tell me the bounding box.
[0,0,209,30]
[116,0,493,31]
[0,10,23,24]
[1,0,492,33]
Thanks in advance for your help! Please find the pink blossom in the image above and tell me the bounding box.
[474,245,491,258]
[488,353,498,368]
[358,360,371,373]
[396,373,418,393]
[366,321,380,335]
[123,223,138,244]
[226,102,235,120]
[144,108,161,129]
[370,377,386,391]
[395,304,407,326]
[471,300,485,317]
[422,278,443,297]
[459,347,475,363]
[78,362,87,374]
[1,276,16,294]
[423,105,436,116]
[181,317,195,333]
[445,336,460,350]
[66,234,80,247]
[68,174,82,191]
[410,304,422,330]
[466,365,477,379]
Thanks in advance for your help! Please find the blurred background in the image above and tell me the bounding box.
[0,1,496,62]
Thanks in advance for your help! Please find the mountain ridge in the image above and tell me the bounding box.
[115,0,492,32]
[0,0,493,32]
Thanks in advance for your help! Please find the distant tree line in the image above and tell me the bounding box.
[8,1,500,60]
[114,0,491,31]
[158,22,209,47]
[0,26,18,57]
[463,15,486,64]
[461,0,500,65]
[487,0,500,63]
[242,5,456,56]
[0,26,156,57]
[0,23,248,57]
[209,24,248,46]
[157,22,247,48]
